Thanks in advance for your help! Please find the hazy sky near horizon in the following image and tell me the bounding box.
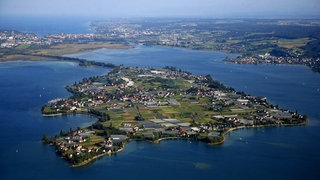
[1,0,319,18]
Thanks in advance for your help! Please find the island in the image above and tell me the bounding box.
[42,65,307,167]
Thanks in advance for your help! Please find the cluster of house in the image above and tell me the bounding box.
[45,33,96,42]
[119,119,208,139]
[225,54,319,68]
[47,67,198,113]
[0,30,43,48]
[92,21,213,48]
[0,30,108,48]
[45,65,304,131]
[211,90,304,126]
[55,129,128,159]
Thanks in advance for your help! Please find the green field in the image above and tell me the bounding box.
[277,38,313,48]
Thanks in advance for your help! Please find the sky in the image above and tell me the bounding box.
[0,0,319,18]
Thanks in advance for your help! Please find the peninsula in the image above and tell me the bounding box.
[42,65,306,166]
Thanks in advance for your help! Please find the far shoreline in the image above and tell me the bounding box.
[1,43,314,76]
[0,42,132,63]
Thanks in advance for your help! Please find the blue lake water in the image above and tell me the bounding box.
[1,18,320,179]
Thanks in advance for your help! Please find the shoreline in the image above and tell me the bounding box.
[72,121,307,167]
[72,146,125,167]
[0,42,132,63]
[42,113,63,117]
[1,43,317,74]
[153,137,181,143]
[153,122,308,146]
[72,152,109,167]
[55,121,307,166]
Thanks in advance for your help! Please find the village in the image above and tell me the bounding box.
[42,65,307,166]
[0,30,108,48]
[225,53,320,72]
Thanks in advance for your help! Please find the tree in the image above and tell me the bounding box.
[42,135,51,143]
[104,130,110,138]
[59,130,64,136]
[134,115,144,121]
[92,122,104,130]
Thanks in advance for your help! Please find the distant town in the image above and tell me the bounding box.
[42,65,306,166]
[0,30,103,48]
[1,19,320,72]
